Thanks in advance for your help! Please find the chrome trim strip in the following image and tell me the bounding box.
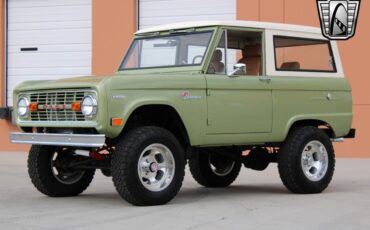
[10,132,105,147]
[16,120,97,126]
[331,137,344,142]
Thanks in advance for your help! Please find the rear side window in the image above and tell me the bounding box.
[274,36,336,72]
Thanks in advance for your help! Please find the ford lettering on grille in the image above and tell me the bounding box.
[40,104,67,110]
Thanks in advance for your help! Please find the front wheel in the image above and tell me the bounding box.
[28,145,95,197]
[189,150,241,187]
[111,126,185,206]
[278,126,335,194]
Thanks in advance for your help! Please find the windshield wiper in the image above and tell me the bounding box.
[169,28,196,35]
[138,28,196,37]
[137,32,160,37]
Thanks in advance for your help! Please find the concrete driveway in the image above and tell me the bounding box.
[0,152,369,230]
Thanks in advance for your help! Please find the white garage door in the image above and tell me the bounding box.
[7,0,92,106]
[138,0,236,29]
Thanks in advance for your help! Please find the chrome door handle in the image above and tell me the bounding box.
[259,77,271,83]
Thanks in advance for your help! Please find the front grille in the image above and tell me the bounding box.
[29,91,89,121]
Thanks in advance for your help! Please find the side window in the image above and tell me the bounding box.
[274,36,336,72]
[207,30,263,76]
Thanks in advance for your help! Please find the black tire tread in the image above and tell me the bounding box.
[278,126,335,194]
[28,145,95,197]
[189,150,241,187]
[111,126,185,206]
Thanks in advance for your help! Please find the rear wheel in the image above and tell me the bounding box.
[189,150,241,187]
[28,145,95,197]
[278,126,335,194]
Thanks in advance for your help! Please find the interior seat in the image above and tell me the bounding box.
[280,62,301,70]
[238,44,262,76]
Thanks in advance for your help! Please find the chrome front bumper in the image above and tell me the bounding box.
[10,132,105,147]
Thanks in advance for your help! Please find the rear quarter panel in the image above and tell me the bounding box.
[270,76,352,140]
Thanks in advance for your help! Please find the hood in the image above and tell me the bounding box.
[13,75,111,93]
[13,69,206,94]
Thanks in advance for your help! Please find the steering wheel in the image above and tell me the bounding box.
[192,55,203,64]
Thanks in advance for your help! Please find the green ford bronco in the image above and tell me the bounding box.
[11,21,355,206]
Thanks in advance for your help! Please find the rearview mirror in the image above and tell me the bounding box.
[228,63,246,77]
[153,40,178,47]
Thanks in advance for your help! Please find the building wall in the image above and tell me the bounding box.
[0,0,369,157]
[92,0,136,76]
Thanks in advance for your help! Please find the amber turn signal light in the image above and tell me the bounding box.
[29,103,38,112]
[111,118,123,126]
[71,102,81,111]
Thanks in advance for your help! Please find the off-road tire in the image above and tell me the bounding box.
[111,126,185,206]
[28,145,95,197]
[189,150,241,187]
[278,126,335,194]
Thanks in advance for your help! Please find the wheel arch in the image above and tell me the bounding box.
[285,119,336,139]
[121,104,191,148]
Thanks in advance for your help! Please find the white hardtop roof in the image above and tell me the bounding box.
[135,20,322,35]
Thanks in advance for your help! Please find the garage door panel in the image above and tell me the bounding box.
[141,15,236,28]
[8,0,91,8]
[9,5,91,18]
[8,44,91,54]
[140,12,235,21]
[140,4,234,16]
[139,0,232,5]
[8,67,91,76]
[8,29,91,46]
[8,52,91,68]
[140,7,234,16]
[9,12,91,24]
[139,0,235,29]
[7,0,92,106]
[9,20,91,32]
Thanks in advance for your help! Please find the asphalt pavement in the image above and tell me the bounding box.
[0,152,369,230]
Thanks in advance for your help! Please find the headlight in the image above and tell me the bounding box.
[17,97,29,117]
[81,95,98,117]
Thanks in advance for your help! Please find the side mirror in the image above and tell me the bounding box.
[228,63,246,77]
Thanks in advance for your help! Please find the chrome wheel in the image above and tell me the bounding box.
[301,140,329,182]
[51,150,85,185]
[137,144,175,192]
[208,154,235,176]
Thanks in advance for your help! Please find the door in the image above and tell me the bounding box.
[206,29,272,134]
[6,0,92,106]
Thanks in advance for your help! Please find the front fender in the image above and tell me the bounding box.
[103,89,207,145]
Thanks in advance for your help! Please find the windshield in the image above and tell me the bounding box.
[120,31,213,70]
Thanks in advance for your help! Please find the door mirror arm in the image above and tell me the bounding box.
[228,63,246,77]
